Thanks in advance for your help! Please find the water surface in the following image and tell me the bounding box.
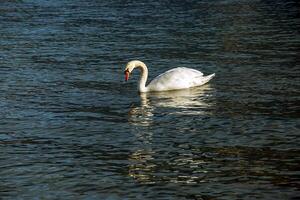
[0,0,299,199]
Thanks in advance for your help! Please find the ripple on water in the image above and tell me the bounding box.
[0,0,300,199]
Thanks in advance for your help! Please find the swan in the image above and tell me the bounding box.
[124,60,215,93]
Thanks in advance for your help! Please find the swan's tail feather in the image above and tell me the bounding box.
[197,73,215,86]
[205,73,215,82]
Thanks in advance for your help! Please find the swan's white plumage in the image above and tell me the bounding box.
[124,60,215,93]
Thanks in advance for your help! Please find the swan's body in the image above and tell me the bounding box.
[124,60,215,93]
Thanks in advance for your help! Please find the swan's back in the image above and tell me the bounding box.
[147,67,213,92]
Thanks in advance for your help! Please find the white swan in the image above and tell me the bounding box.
[124,60,215,93]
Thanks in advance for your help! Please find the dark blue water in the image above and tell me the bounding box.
[1,0,299,199]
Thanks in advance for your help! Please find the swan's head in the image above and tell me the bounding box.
[124,61,136,81]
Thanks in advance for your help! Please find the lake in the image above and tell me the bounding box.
[0,0,299,199]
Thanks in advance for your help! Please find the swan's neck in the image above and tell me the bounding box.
[135,61,148,93]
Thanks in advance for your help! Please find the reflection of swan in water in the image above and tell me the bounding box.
[140,84,213,110]
[128,84,213,125]
[128,149,157,183]
[128,146,208,184]
[127,86,213,184]
[128,94,154,127]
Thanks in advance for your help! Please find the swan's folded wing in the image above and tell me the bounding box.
[147,67,206,91]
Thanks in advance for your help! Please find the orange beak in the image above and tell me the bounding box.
[124,70,130,81]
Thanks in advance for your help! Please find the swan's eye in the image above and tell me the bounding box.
[124,69,129,74]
